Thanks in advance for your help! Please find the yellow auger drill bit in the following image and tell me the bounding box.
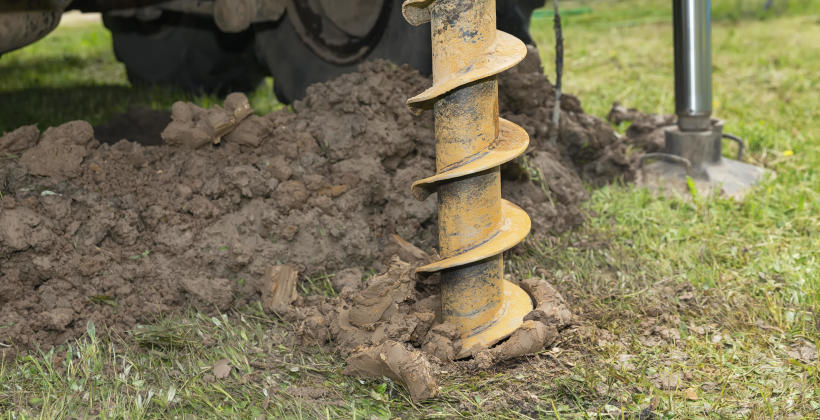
[403,0,532,358]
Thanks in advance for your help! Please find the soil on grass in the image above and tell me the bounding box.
[1,49,649,386]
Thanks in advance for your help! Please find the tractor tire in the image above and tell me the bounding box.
[498,0,546,47]
[103,12,266,95]
[253,0,431,104]
[254,0,544,104]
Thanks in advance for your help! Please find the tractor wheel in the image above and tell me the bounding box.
[103,11,266,95]
[498,0,546,46]
[253,0,431,104]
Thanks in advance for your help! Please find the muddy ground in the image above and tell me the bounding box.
[0,49,666,396]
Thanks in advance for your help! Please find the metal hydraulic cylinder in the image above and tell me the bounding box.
[403,0,533,358]
[644,0,768,198]
[673,0,712,132]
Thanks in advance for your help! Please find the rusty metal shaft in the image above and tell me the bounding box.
[403,0,532,357]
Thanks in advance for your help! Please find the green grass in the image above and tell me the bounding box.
[0,24,279,132]
[1,1,819,418]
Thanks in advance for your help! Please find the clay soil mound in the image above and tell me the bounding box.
[0,50,641,353]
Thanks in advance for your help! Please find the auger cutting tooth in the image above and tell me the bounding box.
[403,0,532,358]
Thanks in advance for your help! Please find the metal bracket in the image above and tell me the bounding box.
[640,152,693,176]
[722,133,745,161]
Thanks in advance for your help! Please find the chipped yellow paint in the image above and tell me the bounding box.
[407,31,527,108]
[416,200,530,273]
[411,118,528,200]
[403,0,532,358]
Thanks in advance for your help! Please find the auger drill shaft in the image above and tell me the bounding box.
[437,83,504,337]
[403,0,532,357]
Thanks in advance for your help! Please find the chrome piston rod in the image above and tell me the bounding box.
[673,0,712,132]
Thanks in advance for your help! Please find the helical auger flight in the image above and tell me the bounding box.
[402,0,533,358]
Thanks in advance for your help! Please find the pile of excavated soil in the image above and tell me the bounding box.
[1,49,643,366]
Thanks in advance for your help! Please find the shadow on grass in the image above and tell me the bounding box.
[0,56,101,77]
[0,85,206,133]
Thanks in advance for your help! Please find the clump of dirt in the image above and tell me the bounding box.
[162,92,255,148]
[1,49,647,378]
[607,102,675,153]
[314,256,573,400]
[18,121,96,180]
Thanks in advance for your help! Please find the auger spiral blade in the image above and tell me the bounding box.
[403,0,533,358]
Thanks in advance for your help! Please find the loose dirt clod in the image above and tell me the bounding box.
[258,265,299,313]
[213,358,233,379]
[161,93,253,148]
[470,278,573,369]
[1,49,658,395]
[520,277,573,327]
[18,121,95,179]
[332,258,426,353]
[475,320,554,369]
[0,125,39,155]
[607,102,675,153]
[389,233,431,263]
[342,340,438,401]
[421,322,462,363]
